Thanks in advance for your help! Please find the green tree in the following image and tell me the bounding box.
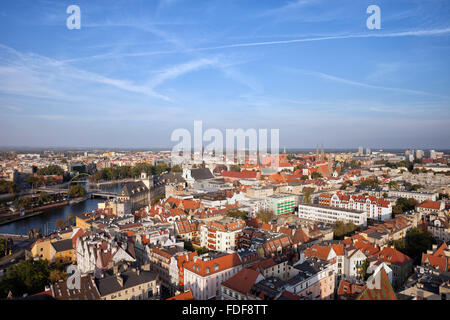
[229,165,241,172]
[311,172,323,179]
[37,165,64,176]
[388,181,399,190]
[0,179,19,194]
[171,165,182,173]
[49,268,68,283]
[25,175,45,188]
[67,185,86,198]
[196,247,209,255]
[333,221,357,240]
[154,162,169,175]
[151,195,164,205]
[303,187,314,204]
[37,192,52,206]
[393,197,418,216]
[13,197,32,211]
[401,227,436,265]
[359,177,380,189]
[0,238,11,258]
[183,241,194,252]
[0,259,52,297]
[256,208,274,224]
[359,259,370,280]
[226,208,247,220]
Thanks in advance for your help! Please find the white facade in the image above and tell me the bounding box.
[388,190,437,202]
[329,194,392,221]
[344,248,366,279]
[199,225,243,252]
[184,261,242,300]
[298,204,367,226]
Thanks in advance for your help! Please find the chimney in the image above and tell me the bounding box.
[113,265,118,275]
[116,274,123,287]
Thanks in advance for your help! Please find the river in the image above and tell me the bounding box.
[0,182,124,236]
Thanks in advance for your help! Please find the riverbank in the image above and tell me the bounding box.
[0,182,122,235]
[0,201,69,226]
[69,196,88,205]
[0,210,45,226]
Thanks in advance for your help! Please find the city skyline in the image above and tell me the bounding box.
[0,0,449,148]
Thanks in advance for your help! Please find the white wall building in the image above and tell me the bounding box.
[200,218,245,252]
[183,252,243,300]
[298,204,367,226]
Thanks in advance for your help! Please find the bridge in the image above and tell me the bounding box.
[88,189,119,199]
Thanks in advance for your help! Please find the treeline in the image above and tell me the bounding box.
[0,180,19,194]
[13,192,66,210]
[359,177,380,189]
[89,162,181,182]
[333,221,357,240]
[36,165,64,176]
[0,259,67,297]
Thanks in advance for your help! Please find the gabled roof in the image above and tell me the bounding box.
[376,247,412,265]
[119,181,149,197]
[417,200,441,210]
[190,168,214,180]
[221,268,262,295]
[422,243,449,271]
[95,270,157,296]
[357,268,397,300]
[337,279,364,299]
[304,245,332,261]
[184,253,242,277]
[51,239,73,252]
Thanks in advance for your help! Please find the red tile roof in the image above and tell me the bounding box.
[422,243,449,271]
[304,245,332,261]
[376,247,412,265]
[221,268,262,295]
[357,268,397,300]
[167,289,194,300]
[184,253,242,277]
[418,200,441,210]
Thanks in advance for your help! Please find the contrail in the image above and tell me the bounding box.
[192,28,450,51]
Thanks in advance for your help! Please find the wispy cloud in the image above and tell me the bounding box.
[193,28,450,51]
[289,68,450,99]
[70,28,450,62]
[149,58,220,88]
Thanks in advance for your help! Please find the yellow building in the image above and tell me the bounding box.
[76,214,95,230]
[30,230,77,265]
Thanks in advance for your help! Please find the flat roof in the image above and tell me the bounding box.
[298,203,365,214]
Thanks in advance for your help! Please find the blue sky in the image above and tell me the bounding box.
[0,0,449,149]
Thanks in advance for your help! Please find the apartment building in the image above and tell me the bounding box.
[285,257,335,300]
[319,193,392,221]
[267,194,296,216]
[388,190,437,202]
[200,217,245,252]
[298,203,367,226]
[183,252,243,300]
